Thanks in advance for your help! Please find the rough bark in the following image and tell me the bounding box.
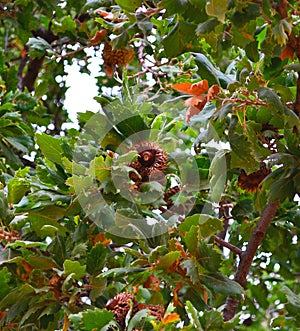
[223,200,280,321]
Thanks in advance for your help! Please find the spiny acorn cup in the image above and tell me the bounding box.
[106,293,139,330]
[128,141,168,186]
[106,292,165,330]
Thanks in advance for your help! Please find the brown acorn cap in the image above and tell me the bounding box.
[106,293,139,330]
[129,141,168,184]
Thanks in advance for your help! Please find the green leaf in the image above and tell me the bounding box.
[28,205,67,238]
[185,301,203,330]
[162,0,189,16]
[36,133,64,165]
[99,267,145,279]
[209,150,227,202]
[197,241,222,272]
[155,251,181,270]
[69,308,114,331]
[87,155,111,182]
[199,272,243,296]
[63,260,86,279]
[163,21,197,58]
[193,53,232,87]
[127,309,150,331]
[115,0,141,11]
[26,255,57,270]
[196,18,219,34]
[86,243,107,275]
[27,37,53,58]
[179,214,223,238]
[0,283,35,308]
[0,267,12,300]
[7,175,30,204]
[0,191,14,225]
[181,258,201,284]
[206,0,228,23]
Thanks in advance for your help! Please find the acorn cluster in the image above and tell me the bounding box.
[106,292,165,330]
[102,42,134,77]
[128,141,168,187]
[238,162,271,192]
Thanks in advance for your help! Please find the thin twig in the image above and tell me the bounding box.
[214,236,242,255]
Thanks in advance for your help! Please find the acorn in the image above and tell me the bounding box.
[129,141,168,185]
[106,293,139,330]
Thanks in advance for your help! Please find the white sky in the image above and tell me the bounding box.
[63,49,102,129]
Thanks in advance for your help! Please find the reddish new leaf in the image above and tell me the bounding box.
[172,80,209,95]
[89,29,107,46]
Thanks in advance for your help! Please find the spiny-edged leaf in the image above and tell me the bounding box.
[183,225,199,254]
[115,0,141,11]
[155,251,181,271]
[0,283,35,308]
[69,308,114,331]
[148,245,168,263]
[206,0,228,23]
[199,272,243,296]
[86,243,107,275]
[229,119,269,173]
[63,260,86,279]
[163,21,197,58]
[36,133,64,165]
[162,0,189,15]
[0,267,12,300]
[209,150,227,202]
[99,267,145,279]
[0,190,15,225]
[7,176,30,204]
[127,309,151,331]
[179,214,223,238]
[27,205,67,238]
[87,155,111,182]
[257,87,286,114]
[230,3,261,27]
[197,241,222,272]
[199,309,239,331]
[185,301,203,330]
[27,37,53,58]
[269,175,296,202]
[116,115,149,138]
[26,255,57,270]
[181,258,201,284]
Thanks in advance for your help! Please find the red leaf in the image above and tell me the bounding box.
[184,95,207,107]
[280,43,294,61]
[207,84,220,101]
[185,96,207,123]
[89,29,107,46]
[172,80,209,96]
[162,313,180,325]
[96,9,115,20]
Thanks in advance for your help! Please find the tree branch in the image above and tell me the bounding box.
[214,236,242,255]
[223,200,280,321]
[18,26,58,92]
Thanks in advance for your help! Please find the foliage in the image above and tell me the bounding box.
[0,0,300,330]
